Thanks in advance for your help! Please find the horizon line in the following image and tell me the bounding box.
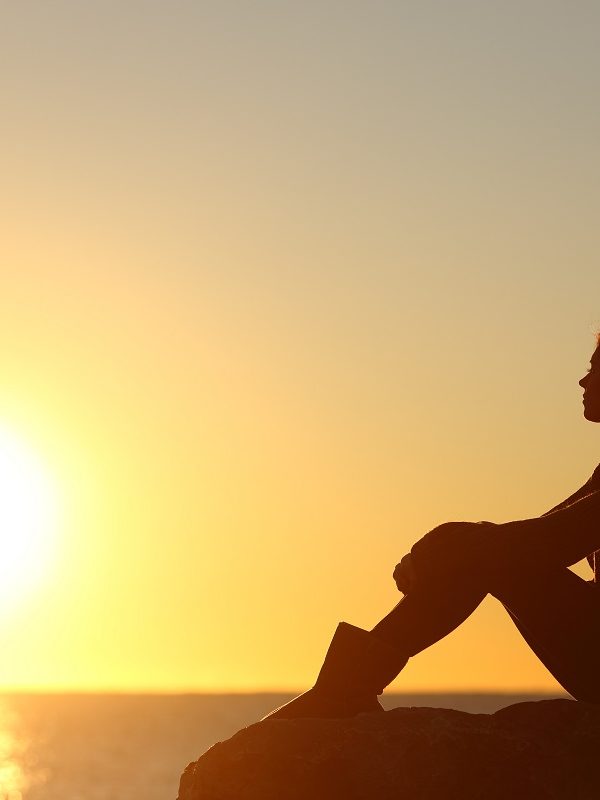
[0,687,569,696]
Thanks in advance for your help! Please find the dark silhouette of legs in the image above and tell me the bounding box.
[371,559,600,702]
[262,525,600,721]
[371,577,487,656]
[493,567,600,702]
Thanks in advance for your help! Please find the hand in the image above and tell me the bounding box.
[393,553,418,594]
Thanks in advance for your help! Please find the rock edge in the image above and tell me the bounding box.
[177,699,600,799]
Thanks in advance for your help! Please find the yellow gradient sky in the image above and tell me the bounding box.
[1,2,600,693]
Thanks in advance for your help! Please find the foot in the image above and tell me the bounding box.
[260,686,384,721]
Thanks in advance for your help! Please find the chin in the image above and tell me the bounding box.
[584,407,600,423]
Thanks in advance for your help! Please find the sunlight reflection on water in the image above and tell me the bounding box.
[0,701,27,800]
[0,701,48,800]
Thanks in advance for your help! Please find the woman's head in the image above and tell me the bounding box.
[579,333,600,422]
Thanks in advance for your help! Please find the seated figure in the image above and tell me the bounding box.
[263,335,600,720]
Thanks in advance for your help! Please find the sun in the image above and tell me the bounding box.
[0,426,59,610]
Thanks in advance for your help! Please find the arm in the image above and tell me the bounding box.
[539,476,599,572]
[407,490,600,587]
[499,488,600,570]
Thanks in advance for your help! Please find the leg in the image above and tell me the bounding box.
[371,578,487,656]
[262,526,600,721]
[490,567,600,702]
[371,559,600,703]
[263,551,489,721]
[371,521,501,653]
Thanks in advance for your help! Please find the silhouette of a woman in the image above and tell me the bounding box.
[263,334,600,720]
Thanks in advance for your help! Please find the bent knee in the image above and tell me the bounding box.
[411,521,501,584]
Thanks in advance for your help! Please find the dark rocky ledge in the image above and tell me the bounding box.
[177,699,600,799]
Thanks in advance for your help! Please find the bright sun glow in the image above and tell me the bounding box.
[0,426,59,612]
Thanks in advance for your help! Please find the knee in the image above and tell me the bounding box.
[410,521,498,585]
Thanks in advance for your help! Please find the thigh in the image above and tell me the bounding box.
[490,567,600,702]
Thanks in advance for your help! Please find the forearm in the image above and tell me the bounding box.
[499,488,600,569]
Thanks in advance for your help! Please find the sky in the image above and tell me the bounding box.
[1,1,600,693]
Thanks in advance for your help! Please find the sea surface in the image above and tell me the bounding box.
[0,692,567,799]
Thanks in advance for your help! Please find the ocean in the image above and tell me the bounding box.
[0,692,566,799]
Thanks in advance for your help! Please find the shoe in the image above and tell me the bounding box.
[260,622,408,721]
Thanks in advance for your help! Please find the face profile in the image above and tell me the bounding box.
[579,345,600,423]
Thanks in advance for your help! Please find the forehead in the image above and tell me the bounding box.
[591,347,600,366]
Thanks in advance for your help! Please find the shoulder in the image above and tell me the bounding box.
[591,463,600,485]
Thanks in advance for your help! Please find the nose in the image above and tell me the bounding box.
[579,374,589,389]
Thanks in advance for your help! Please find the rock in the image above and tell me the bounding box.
[177,699,600,799]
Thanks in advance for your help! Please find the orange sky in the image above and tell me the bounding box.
[1,2,600,693]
